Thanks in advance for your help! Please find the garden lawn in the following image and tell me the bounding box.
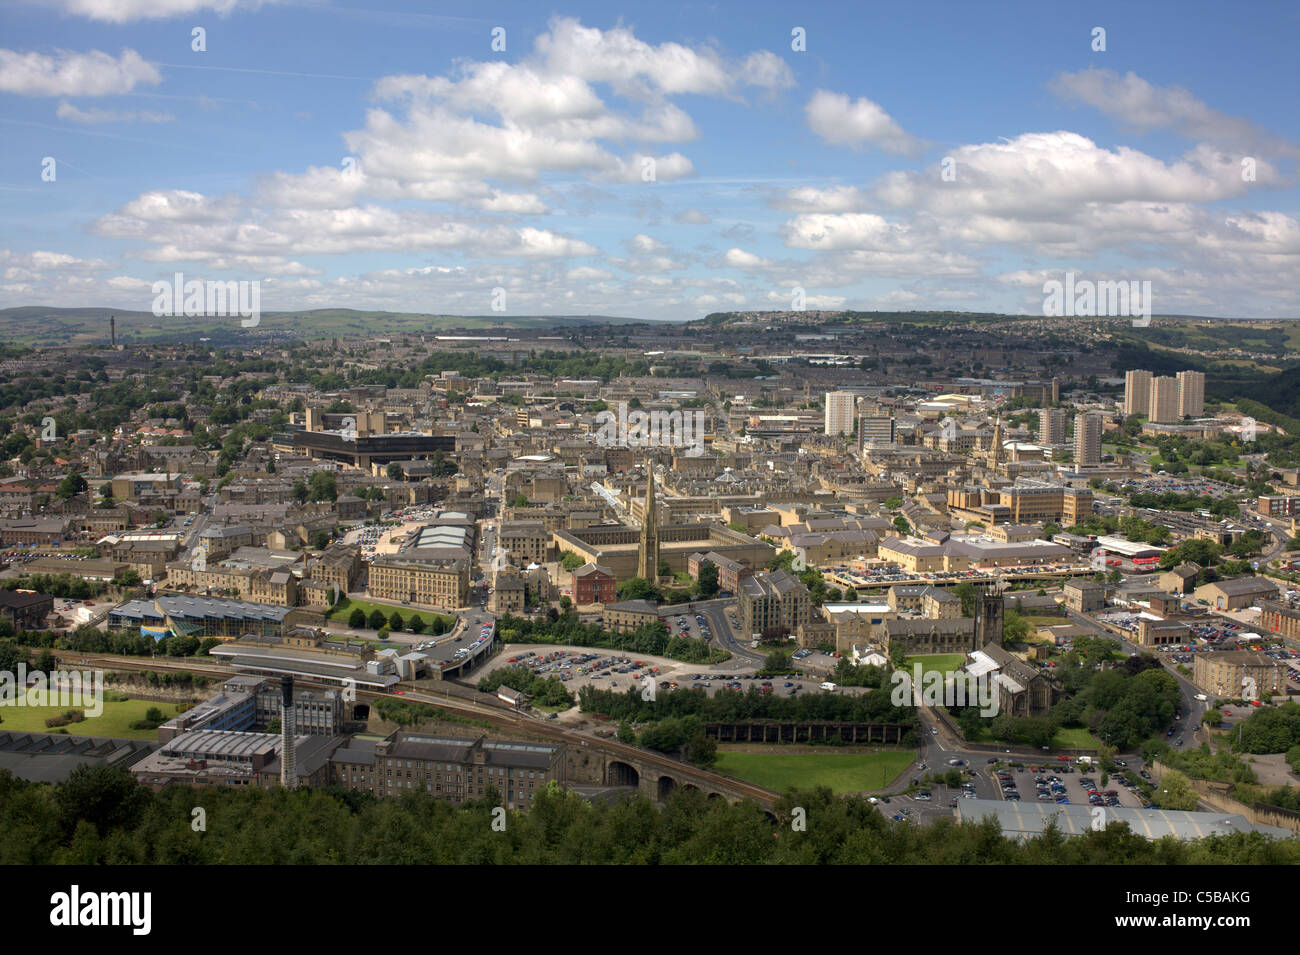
[902,654,967,679]
[329,597,454,633]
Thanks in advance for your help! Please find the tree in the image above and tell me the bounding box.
[888,642,907,668]
[617,577,660,602]
[310,530,331,550]
[348,608,366,629]
[560,552,584,572]
[292,480,309,504]
[695,562,719,598]
[366,609,387,630]
[763,648,793,672]
[388,611,405,631]
[55,765,150,837]
[409,615,426,634]
[308,471,337,502]
[687,729,718,767]
[56,472,87,500]
[1154,770,1199,811]
[893,516,910,535]
[113,569,142,588]
[952,581,977,617]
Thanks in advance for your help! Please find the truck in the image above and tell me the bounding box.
[819,681,837,692]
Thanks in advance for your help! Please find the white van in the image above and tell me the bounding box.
[820,681,837,691]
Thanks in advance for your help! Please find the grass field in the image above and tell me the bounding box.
[902,654,967,679]
[0,690,185,739]
[713,750,915,793]
[1053,726,1102,749]
[329,597,454,633]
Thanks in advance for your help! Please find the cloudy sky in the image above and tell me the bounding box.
[1,0,1297,321]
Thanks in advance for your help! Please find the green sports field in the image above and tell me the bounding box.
[713,750,914,794]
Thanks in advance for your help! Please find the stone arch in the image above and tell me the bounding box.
[657,775,678,800]
[606,760,640,787]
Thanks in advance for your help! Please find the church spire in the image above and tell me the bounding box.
[637,464,659,581]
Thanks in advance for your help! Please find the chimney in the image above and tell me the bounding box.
[279,675,296,789]
[109,314,116,348]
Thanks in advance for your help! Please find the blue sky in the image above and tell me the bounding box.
[1,0,1297,321]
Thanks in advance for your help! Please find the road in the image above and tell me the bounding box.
[664,597,767,666]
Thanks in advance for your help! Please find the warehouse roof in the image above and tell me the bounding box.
[956,799,1289,841]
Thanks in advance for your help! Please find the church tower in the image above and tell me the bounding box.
[637,466,659,581]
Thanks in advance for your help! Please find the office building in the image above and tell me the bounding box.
[858,414,895,449]
[1193,651,1286,699]
[738,569,811,640]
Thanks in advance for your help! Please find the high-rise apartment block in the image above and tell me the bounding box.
[824,391,856,436]
[1124,370,1152,416]
[1039,408,1066,445]
[1149,376,1181,423]
[1177,370,1205,418]
[1073,413,1101,466]
[1125,368,1204,421]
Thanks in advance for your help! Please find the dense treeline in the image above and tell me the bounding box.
[579,683,913,725]
[1,623,216,660]
[2,766,1296,864]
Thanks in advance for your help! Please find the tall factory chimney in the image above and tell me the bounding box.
[110,314,116,348]
[279,675,296,789]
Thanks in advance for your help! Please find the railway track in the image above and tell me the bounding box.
[66,653,780,806]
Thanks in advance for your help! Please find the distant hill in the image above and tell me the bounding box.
[0,306,644,347]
